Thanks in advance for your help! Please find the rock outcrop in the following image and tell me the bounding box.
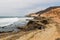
[27,6,60,23]
[26,13,39,17]
[22,6,60,40]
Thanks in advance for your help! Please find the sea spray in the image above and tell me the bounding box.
[0,17,33,32]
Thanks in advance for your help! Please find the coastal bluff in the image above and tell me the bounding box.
[0,6,60,40]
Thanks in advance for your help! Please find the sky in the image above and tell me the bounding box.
[0,0,60,16]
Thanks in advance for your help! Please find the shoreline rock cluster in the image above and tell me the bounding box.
[24,6,60,31]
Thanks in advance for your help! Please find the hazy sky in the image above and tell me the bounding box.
[0,0,60,16]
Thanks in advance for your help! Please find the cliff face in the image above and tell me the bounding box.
[36,6,60,14]
[27,6,60,23]
[40,6,60,23]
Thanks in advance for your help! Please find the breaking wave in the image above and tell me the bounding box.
[0,18,19,27]
[0,17,33,27]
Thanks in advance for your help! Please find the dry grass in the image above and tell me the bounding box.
[0,23,60,40]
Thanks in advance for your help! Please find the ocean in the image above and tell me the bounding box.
[0,16,33,32]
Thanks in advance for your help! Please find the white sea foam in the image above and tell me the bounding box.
[0,18,19,27]
[0,17,33,32]
[0,17,33,27]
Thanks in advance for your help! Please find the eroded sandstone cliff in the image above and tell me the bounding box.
[0,6,60,40]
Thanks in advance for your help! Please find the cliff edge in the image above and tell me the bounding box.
[0,6,60,40]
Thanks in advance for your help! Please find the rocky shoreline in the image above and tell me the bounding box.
[1,6,60,32]
[0,6,60,40]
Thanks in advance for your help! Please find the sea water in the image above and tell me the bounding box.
[0,16,33,32]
